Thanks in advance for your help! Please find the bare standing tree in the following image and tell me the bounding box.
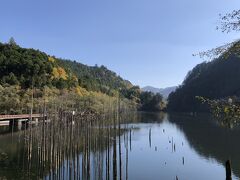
[194,10,240,59]
[218,10,240,33]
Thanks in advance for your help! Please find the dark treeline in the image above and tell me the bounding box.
[168,42,240,112]
[139,92,165,111]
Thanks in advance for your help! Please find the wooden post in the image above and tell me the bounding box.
[9,119,19,132]
[226,160,232,180]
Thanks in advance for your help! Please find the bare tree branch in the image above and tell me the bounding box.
[218,10,240,33]
[193,40,240,60]
[194,10,240,60]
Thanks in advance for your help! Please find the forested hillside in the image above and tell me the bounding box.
[0,40,140,98]
[168,43,240,112]
[57,59,139,99]
[0,39,142,114]
[0,39,164,114]
[0,40,78,89]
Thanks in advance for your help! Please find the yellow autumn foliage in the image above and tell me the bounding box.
[58,67,68,80]
[75,86,89,96]
[52,67,59,78]
[48,56,55,63]
[52,67,68,80]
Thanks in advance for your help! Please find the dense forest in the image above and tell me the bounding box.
[139,92,165,111]
[0,39,76,89]
[168,42,240,112]
[0,38,163,114]
[0,39,138,97]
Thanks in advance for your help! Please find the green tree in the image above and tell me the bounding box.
[8,37,17,46]
[140,92,164,111]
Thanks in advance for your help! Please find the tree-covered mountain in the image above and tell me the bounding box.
[0,41,78,89]
[142,86,177,99]
[139,91,165,111]
[0,38,165,114]
[0,40,140,100]
[168,44,240,112]
[142,86,161,94]
[57,59,138,98]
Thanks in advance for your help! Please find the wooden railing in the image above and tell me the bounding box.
[0,114,45,120]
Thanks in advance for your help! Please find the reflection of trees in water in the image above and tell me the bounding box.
[137,112,165,123]
[0,131,29,180]
[0,107,137,179]
[168,113,240,178]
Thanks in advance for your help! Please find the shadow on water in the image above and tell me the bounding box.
[136,111,166,123]
[168,113,240,178]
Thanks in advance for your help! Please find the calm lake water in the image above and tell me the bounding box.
[0,112,239,180]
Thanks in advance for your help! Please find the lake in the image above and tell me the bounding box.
[0,112,239,180]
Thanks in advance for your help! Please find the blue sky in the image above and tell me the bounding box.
[0,0,239,88]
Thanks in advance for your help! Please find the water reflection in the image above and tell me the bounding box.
[0,112,239,179]
[168,113,240,179]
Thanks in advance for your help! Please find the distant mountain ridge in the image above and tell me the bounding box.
[142,86,177,98]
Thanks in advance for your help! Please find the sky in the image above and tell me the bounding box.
[0,0,240,88]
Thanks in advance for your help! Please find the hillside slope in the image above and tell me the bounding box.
[142,86,161,94]
[168,46,240,112]
[0,41,140,101]
[57,59,135,97]
[0,40,165,114]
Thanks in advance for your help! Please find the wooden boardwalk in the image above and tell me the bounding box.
[0,114,44,121]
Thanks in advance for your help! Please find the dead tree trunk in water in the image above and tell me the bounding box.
[118,95,122,180]
[113,106,117,180]
[226,160,232,180]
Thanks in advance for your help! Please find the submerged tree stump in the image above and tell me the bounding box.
[225,160,232,180]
